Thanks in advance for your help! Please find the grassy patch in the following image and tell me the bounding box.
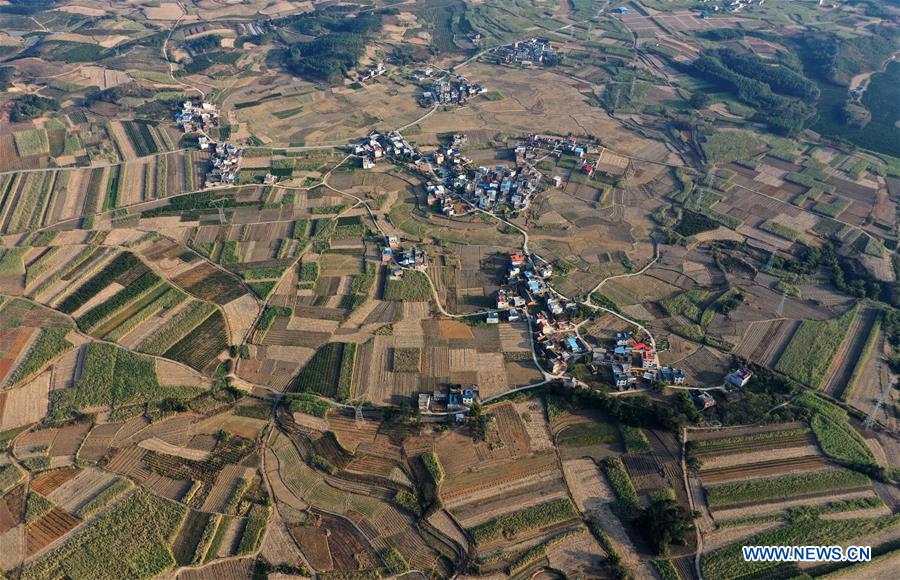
[601,456,640,518]
[392,347,421,373]
[384,270,432,301]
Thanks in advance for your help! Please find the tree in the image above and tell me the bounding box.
[638,498,694,555]
[690,92,712,109]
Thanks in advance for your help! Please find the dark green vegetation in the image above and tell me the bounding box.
[288,342,353,398]
[797,393,878,470]
[675,210,719,237]
[688,50,816,133]
[49,343,201,422]
[57,252,143,314]
[639,498,694,556]
[285,8,383,83]
[286,393,331,417]
[77,270,162,332]
[9,94,58,122]
[422,451,444,485]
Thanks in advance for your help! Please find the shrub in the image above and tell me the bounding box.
[421,452,444,485]
[287,393,332,417]
[237,504,269,554]
[620,424,651,453]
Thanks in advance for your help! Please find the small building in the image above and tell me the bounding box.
[615,6,630,13]
[418,393,432,413]
[694,391,716,410]
[486,312,500,324]
[552,175,563,188]
[461,388,478,406]
[507,309,520,322]
[726,368,753,388]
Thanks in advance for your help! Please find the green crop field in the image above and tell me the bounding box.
[468,498,578,545]
[289,342,345,397]
[13,128,50,157]
[22,489,187,580]
[775,306,857,388]
[705,468,870,510]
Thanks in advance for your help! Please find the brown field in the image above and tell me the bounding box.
[45,468,118,513]
[176,557,255,580]
[201,464,255,513]
[31,468,80,496]
[26,507,81,556]
[0,370,50,430]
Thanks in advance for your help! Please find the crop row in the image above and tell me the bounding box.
[7,326,73,388]
[163,310,228,371]
[237,504,269,555]
[290,342,344,397]
[702,514,900,579]
[22,489,187,580]
[705,467,870,509]
[104,287,187,342]
[74,479,132,518]
[797,393,876,467]
[122,120,159,157]
[508,530,582,575]
[691,428,811,452]
[775,306,857,388]
[192,513,222,564]
[384,270,432,301]
[77,271,163,332]
[57,252,143,314]
[25,247,60,285]
[601,457,640,519]
[468,498,578,545]
[155,154,168,198]
[138,300,217,355]
[30,245,99,300]
[842,313,882,402]
[620,424,651,453]
[336,342,357,401]
[7,172,56,234]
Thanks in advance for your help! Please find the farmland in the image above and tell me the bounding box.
[0,0,898,576]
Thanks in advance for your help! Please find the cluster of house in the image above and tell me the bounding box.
[418,385,479,418]
[176,100,219,134]
[236,20,271,37]
[354,131,415,169]
[591,333,687,391]
[203,142,241,188]
[536,316,590,375]
[496,37,559,67]
[696,0,764,15]
[422,76,486,106]
[357,62,385,83]
[450,164,540,214]
[382,236,428,279]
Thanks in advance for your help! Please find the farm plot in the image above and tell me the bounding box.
[704,468,871,511]
[775,306,857,388]
[22,489,186,579]
[172,262,248,305]
[0,371,51,430]
[162,309,228,373]
[25,507,82,556]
